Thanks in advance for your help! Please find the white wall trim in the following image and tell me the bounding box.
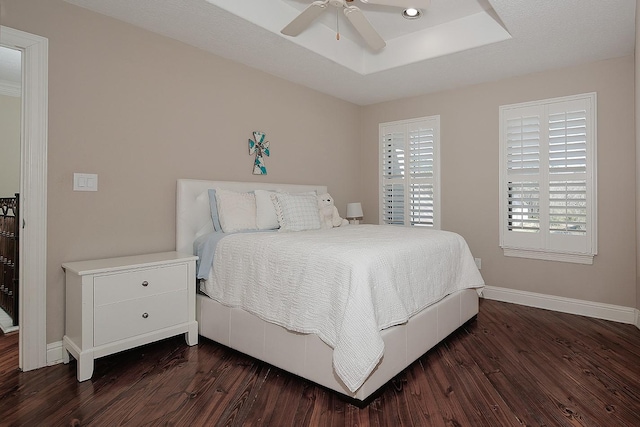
[502,248,594,265]
[38,298,640,366]
[1,26,49,372]
[47,341,64,366]
[482,286,636,325]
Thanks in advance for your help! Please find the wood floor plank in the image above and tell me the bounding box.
[304,386,334,427]
[442,330,520,426]
[420,343,477,426]
[166,342,246,424]
[392,366,438,427]
[0,331,18,377]
[403,359,451,427]
[1,299,639,426]
[290,382,322,426]
[464,304,599,426]
[479,299,640,426]
[241,367,308,426]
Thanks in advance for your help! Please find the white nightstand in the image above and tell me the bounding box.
[62,251,198,382]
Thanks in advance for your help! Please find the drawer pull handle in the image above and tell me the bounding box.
[142,281,149,287]
[142,313,149,319]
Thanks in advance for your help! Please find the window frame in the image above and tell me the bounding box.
[499,93,597,264]
[379,115,441,229]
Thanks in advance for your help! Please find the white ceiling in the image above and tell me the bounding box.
[217,0,512,75]
[33,1,640,104]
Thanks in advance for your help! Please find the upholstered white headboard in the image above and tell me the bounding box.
[176,179,327,255]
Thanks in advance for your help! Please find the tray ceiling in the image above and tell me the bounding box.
[60,0,636,105]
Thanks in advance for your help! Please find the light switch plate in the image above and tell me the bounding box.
[73,173,98,191]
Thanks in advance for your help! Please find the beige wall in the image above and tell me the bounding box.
[362,56,636,308]
[4,0,361,342]
[0,94,21,197]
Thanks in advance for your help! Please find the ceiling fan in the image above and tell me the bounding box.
[281,0,431,51]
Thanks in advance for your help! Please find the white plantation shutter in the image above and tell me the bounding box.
[381,127,406,225]
[380,116,440,228]
[549,181,587,235]
[507,181,540,232]
[409,126,434,178]
[548,110,587,174]
[502,107,544,250]
[410,183,434,226]
[547,105,588,240]
[505,111,541,232]
[382,130,405,179]
[382,183,405,225]
[506,115,540,175]
[499,93,596,264]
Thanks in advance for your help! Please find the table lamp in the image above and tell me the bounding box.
[346,202,363,225]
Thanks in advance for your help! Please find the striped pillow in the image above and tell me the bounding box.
[271,192,320,232]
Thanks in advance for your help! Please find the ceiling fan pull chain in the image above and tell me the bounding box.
[336,7,340,40]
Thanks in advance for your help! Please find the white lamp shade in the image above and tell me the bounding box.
[346,202,363,219]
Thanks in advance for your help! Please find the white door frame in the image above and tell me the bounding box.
[1,26,48,371]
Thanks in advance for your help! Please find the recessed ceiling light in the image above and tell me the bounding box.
[402,8,422,19]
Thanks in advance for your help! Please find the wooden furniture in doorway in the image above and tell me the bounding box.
[0,194,19,329]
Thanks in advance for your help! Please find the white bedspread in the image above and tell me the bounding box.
[201,224,484,392]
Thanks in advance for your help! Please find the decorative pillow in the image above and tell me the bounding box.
[207,189,222,231]
[214,188,258,233]
[254,189,279,230]
[271,192,321,232]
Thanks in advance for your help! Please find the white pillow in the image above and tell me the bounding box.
[254,189,279,230]
[271,192,321,232]
[214,188,258,233]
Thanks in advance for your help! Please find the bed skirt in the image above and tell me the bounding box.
[196,288,479,401]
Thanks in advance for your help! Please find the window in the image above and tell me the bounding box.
[499,93,597,264]
[379,116,440,228]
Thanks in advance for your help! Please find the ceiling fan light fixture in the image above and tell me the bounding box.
[402,8,422,19]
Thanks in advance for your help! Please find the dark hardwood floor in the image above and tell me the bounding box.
[1,299,639,426]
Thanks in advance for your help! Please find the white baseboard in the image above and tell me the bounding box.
[482,286,637,325]
[47,341,64,366]
[41,296,640,363]
[0,307,19,334]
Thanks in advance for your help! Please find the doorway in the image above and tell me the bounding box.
[0,26,48,372]
[0,44,21,334]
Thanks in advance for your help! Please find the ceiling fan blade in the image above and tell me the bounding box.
[360,0,431,9]
[281,1,329,37]
[343,6,386,51]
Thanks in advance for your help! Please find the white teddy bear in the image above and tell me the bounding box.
[317,193,348,229]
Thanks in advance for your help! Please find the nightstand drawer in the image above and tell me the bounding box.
[94,263,187,306]
[94,290,188,346]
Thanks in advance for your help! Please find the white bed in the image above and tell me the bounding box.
[176,179,482,401]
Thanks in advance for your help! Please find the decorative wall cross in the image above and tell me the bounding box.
[248,131,270,175]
